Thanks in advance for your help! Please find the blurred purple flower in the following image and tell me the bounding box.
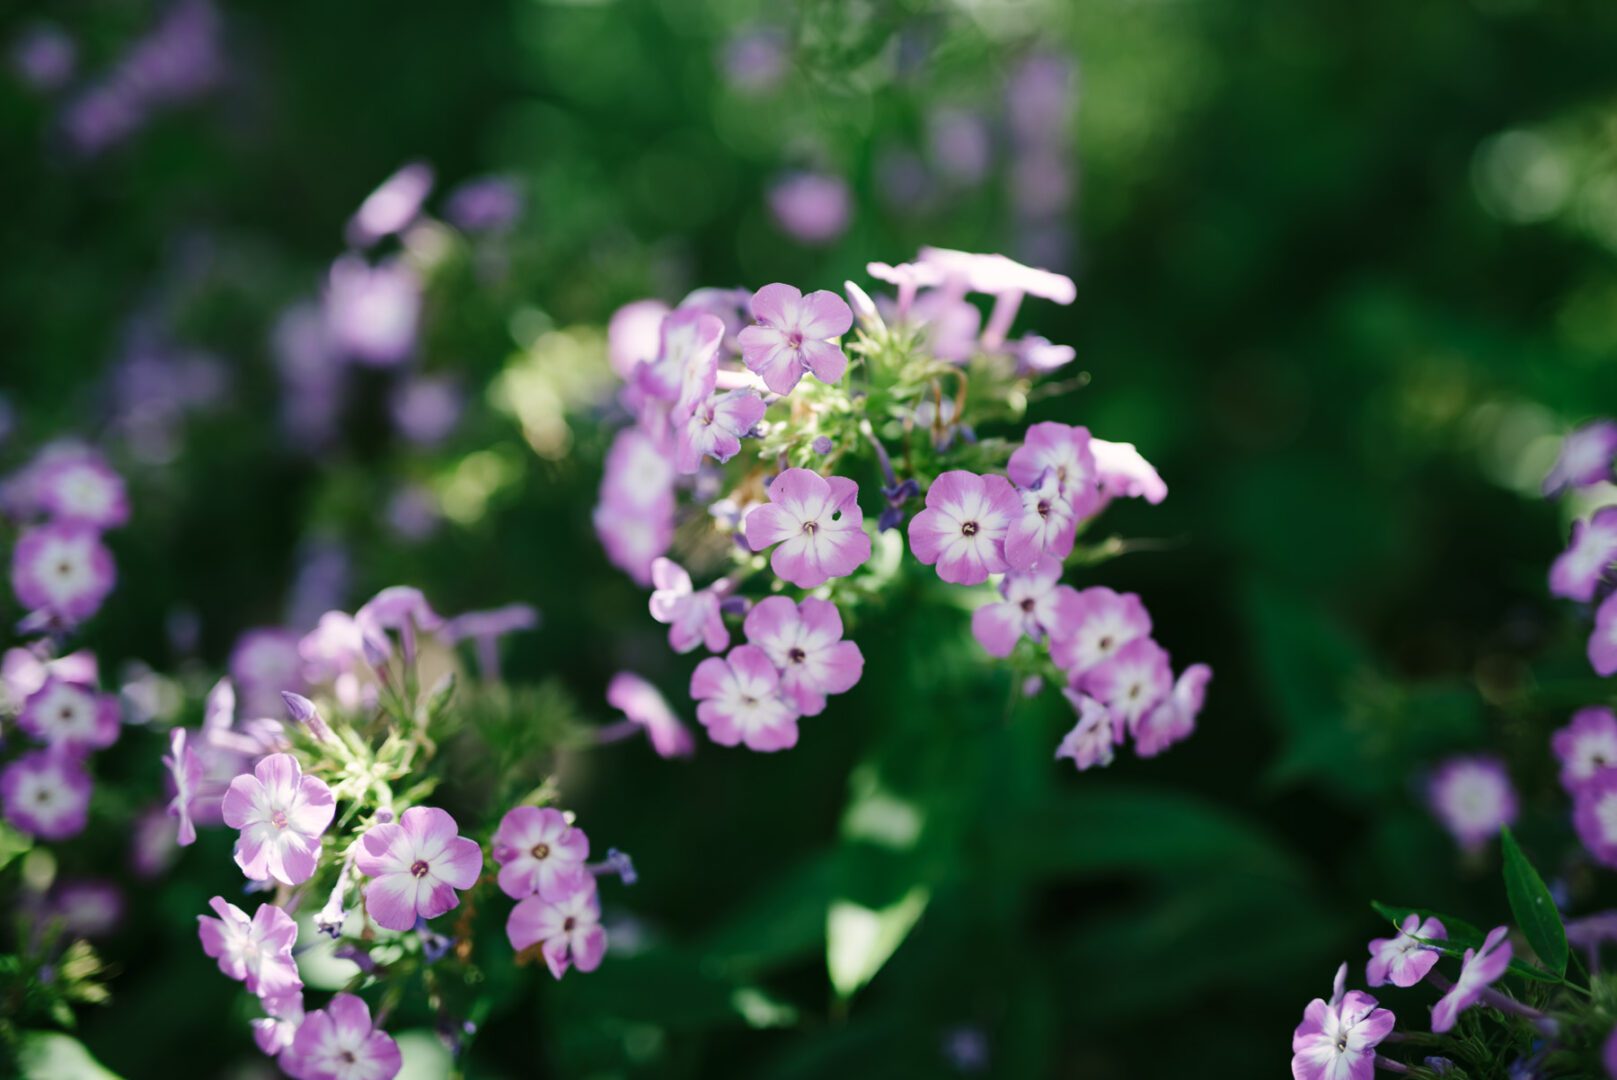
[721,27,788,93]
[325,255,421,367]
[347,161,434,249]
[390,374,462,447]
[445,175,524,234]
[768,172,851,247]
[11,24,76,92]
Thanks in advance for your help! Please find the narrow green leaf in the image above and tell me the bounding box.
[1500,827,1568,977]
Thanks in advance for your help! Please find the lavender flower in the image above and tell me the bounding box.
[1428,755,1518,850]
[1431,926,1512,1033]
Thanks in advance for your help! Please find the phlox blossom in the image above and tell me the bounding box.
[1055,691,1120,771]
[1428,755,1517,850]
[506,876,607,980]
[1291,963,1395,1080]
[1552,706,1617,792]
[743,469,871,589]
[1431,926,1512,1033]
[491,806,589,901]
[1543,420,1617,496]
[648,558,729,654]
[197,896,301,1000]
[222,752,335,886]
[1007,423,1100,520]
[1367,914,1445,988]
[286,992,402,1080]
[0,750,91,840]
[10,522,115,625]
[970,556,1079,657]
[691,644,801,752]
[737,283,853,395]
[907,470,1021,585]
[18,677,119,751]
[1048,586,1152,676]
[355,806,484,932]
[742,596,864,716]
[1550,506,1617,603]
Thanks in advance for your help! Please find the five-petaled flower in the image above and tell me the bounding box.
[492,806,590,901]
[970,556,1080,658]
[197,896,302,1000]
[1431,926,1512,1033]
[649,557,730,654]
[742,596,864,716]
[605,672,695,758]
[34,452,129,529]
[0,749,91,840]
[10,522,116,625]
[690,644,801,751]
[676,390,766,474]
[17,677,120,751]
[1007,422,1102,521]
[1552,706,1617,792]
[743,469,871,589]
[1048,586,1152,676]
[1367,914,1446,988]
[1428,755,1518,851]
[286,991,402,1080]
[737,283,853,395]
[1574,769,1617,868]
[1549,506,1617,603]
[907,470,1021,585]
[1290,963,1395,1080]
[506,876,608,980]
[355,806,484,932]
[1055,691,1120,771]
[1543,419,1617,496]
[1132,663,1211,759]
[222,752,336,886]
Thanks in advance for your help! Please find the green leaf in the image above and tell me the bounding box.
[18,1033,123,1080]
[0,822,31,873]
[826,885,929,1000]
[1501,827,1568,977]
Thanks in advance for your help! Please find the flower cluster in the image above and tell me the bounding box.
[593,248,1209,766]
[2,444,131,843]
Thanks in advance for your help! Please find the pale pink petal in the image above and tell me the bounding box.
[365,872,421,931]
[749,282,805,328]
[799,339,848,385]
[744,503,799,551]
[972,601,1025,657]
[795,289,854,339]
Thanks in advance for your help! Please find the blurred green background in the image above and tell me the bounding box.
[6,0,1617,1075]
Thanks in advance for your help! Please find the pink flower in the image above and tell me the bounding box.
[491,806,589,901]
[742,596,864,716]
[907,470,1021,585]
[676,390,766,473]
[1083,637,1173,734]
[636,309,725,418]
[1574,770,1617,867]
[287,992,402,1080]
[1431,926,1512,1033]
[33,453,129,529]
[648,558,730,654]
[1428,755,1518,850]
[346,160,433,248]
[766,173,852,247]
[17,677,119,751]
[325,255,421,368]
[1550,506,1617,602]
[1004,469,1077,570]
[196,896,302,1000]
[608,299,671,379]
[743,469,871,588]
[915,246,1075,350]
[506,876,607,980]
[221,753,335,886]
[164,726,203,846]
[737,283,853,395]
[1055,692,1121,771]
[1543,419,1617,496]
[1291,963,1395,1080]
[10,522,116,625]
[229,628,305,718]
[1091,438,1168,506]
[1367,914,1445,988]
[690,644,801,752]
[1007,423,1101,520]
[1,750,91,840]
[355,806,484,931]
[970,557,1080,657]
[1553,706,1617,791]
[1132,663,1211,758]
[595,428,676,586]
[251,990,303,1058]
[1047,587,1152,676]
[1591,592,1617,677]
[605,672,695,759]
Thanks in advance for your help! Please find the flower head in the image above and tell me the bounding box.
[742,596,864,716]
[605,672,695,758]
[325,255,421,367]
[636,309,725,418]
[1431,926,1512,1033]
[677,389,766,474]
[1590,592,1617,677]
[355,806,484,931]
[1132,663,1211,758]
[221,753,335,886]
[1055,692,1121,771]
[1,750,91,840]
[1428,755,1518,850]
[287,992,402,1080]
[33,453,129,529]
[907,470,1021,585]
[17,677,120,751]
[445,174,524,234]
[1092,438,1168,506]
[1553,707,1617,792]
[1007,423,1101,520]
[970,557,1080,657]
[10,522,116,625]
[607,299,672,379]
[1574,770,1617,867]
[196,896,301,1000]
[506,876,607,980]
[690,644,801,752]
[1004,468,1078,570]
[1291,963,1395,1080]
[743,469,871,588]
[229,628,304,717]
[164,726,203,846]
[346,160,433,249]
[1367,914,1446,988]
[1082,637,1173,734]
[648,558,730,654]
[491,806,589,901]
[1048,586,1152,676]
[1550,506,1617,602]
[1543,420,1617,496]
[737,283,853,395]
[251,990,303,1058]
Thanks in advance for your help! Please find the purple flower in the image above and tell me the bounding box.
[230,628,305,718]
[1007,423,1101,520]
[1131,663,1211,758]
[721,27,788,92]
[506,876,606,979]
[679,287,754,353]
[131,805,180,878]
[1005,469,1078,570]
[355,806,484,932]
[300,612,368,685]
[970,557,1079,657]
[915,247,1076,350]
[1544,420,1617,496]
[648,558,730,654]
[767,172,852,247]
[1012,335,1076,376]
[927,107,992,186]
[221,754,335,887]
[164,727,203,846]
[1048,587,1152,676]
[1550,506,1617,602]
[1590,592,1617,677]
[47,879,125,939]
[742,596,864,716]
[1429,755,1518,850]
[356,586,444,651]
[2,646,92,708]
[1291,963,1395,1080]
[1092,438,1168,506]
[33,453,129,529]
[389,374,462,447]
[1367,914,1446,988]
[677,390,767,473]
[325,255,422,367]
[251,991,303,1058]
[1553,707,1617,792]
[346,161,434,249]
[636,309,725,416]
[1,750,91,840]
[604,672,695,759]
[18,677,120,751]
[1431,926,1512,1033]
[492,806,589,901]
[738,284,853,396]
[196,896,302,1000]
[287,992,402,1080]
[1083,637,1173,735]
[596,428,676,586]
[1605,1026,1617,1080]
[11,24,76,92]
[10,522,116,625]
[907,470,1021,585]
[608,300,672,379]
[743,469,871,588]
[690,645,801,752]
[1055,692,1121,771]
[1574,770,1617,867]
[445,175,524,233]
